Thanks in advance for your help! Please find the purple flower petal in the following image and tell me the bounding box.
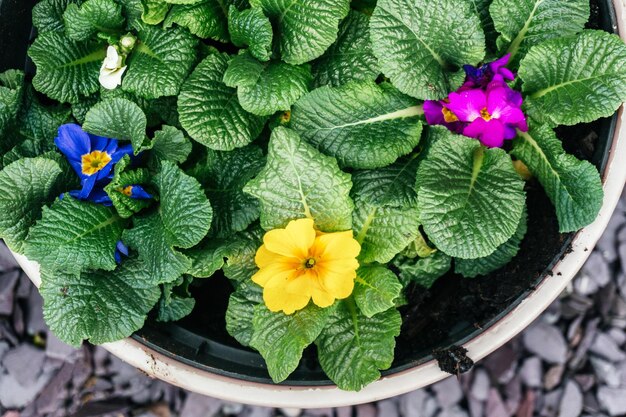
[464,118,506,148]
[424,100,446,125]
[447,89,486,122]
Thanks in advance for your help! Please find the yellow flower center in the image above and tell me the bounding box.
[442,107,459,123]
[117,185,133,197]
[480,107,492,121]
[81,151,112,176]
[304,258,316,269]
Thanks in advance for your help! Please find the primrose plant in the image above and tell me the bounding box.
[0,0,625,392]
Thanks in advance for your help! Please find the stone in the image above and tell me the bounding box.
[516,391,536,417]
[467,397,483,417]
[433,376,463,408]
[485,389,508,417]
[399,390,428,417]
[436,405,468,417]
[557,381,583,417]
[608,328,626,346]
[0,243,18,273]
[335,406,352,417]
[356,403,376,417]
[574,274,600,296]
[179,393,222,417]
[585,252,612,288]
[247,407,274,417]
[520,357,543,388]
[26,289,45,336]
[573,374,596,392]
[540,389,563,417]
[45,331,78,362]
[0,270,19,315]
[590,333,626,362]
[305,408,333,417]
[504,376,522,414]
[523,321,568,364]
[376,399,398,417]
[3,344,45,386]
[591,357,621,388]
[544,365,565,391]
[598,386,626,416]
[223,402,245,415]
[0,370,52,409]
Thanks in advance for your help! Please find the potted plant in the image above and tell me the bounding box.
[2,0,626,407]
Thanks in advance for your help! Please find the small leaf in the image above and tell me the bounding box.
[370,0,485,100]
[33,0,82,34]
[83,98,148,151]
[0,70,25,136]
[354,265,402,318]
[511,124,603,232]
[226,289,259,346]
[141,0,170,24]
[224,52,312,117]
[25,197,127,274]
[520,30,626,126]
[244,127,354,232]
[417,127,526,259]
[250,303,332,383]
[470,0,497,51]
[250,0,350,65]
[391,250,451,288]
[178,53,267,150]
[103,156,153,218]
[150,125,192,163]
[164,1,227,41]
[16,86,71,145]
[63,0,125,42]
[228,5,273,61]
[290,81,423,169]
[316,299,401,391]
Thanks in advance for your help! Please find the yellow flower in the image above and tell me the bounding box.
[252,218,361,315]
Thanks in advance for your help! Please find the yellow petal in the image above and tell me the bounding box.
[312,232,361,261]
[263,218,315,259]
[255,244,278,268]
[263,285,311,315]
[319,268,356,299]
[311,288,335,308]
[251,263,295,287]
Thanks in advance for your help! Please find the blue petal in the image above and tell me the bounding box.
[76,175,97,199]
[96,161,115,181]
[112,143,135,163]
[130,185,152,200]
[89,133,111,152]
[55,124,91,165]
[114,250,122,264]
[89,188,113,206]
[104,138,119,155]
[116,240,129,256]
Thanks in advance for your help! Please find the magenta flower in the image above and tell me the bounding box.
[446,86,528,148]
[462,54,515,90]
[423,100,465,134]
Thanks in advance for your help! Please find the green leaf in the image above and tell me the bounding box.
[224,52,312,117]
[228,5,273,61]
[28,32,106,103]
[141,0,170,24]
[189,145,264,237]
[40,257,161,346]
[157,294,195,321]
[184,239,225,278]
[123,161,212,283]
[490,0,589,66]
[316,299,401,391]
[456,206,527,278]
[470,0,497,51]
[103,156,153,218]
[164,0,229,41]
[0,70,25,136]
[391,250,451,288]
[250,0,350,65]
[226,290,258,346]
[312,10,379,88]
[222,224,264,281]
[32,0,82,34]
[16,87,71,145]
[520,30,626,126]
[354,265,402,318]
[178,53,267,150]
[250,303,331,383]
[25,197,126,274]
[417,128,526,259]
[244,127,354,232]
[351,158,421,264]
[83,98,147,151]
[511,124,603,232]
[150,125,192,163]
[0,158,63,252]
[370,0,485,100]
[122,24,198,99]
[63,0,125,42]
[290,81,423,169]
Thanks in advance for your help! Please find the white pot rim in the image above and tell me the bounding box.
[11,0,626,408]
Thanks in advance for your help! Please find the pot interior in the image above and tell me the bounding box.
[2,0,620,386]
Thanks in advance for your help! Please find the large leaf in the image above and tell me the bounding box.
[178,53,267,150]
[223,52,312,116]
[28,33,106,103]
[250,304,331,383]
[25,197,126,274]
[16,86,71,145]
[164,1,228,41]
[244,127,354,232]
[249,0,350,65]
[83,98,148,151]
[351,158,421,264]
[354,265,402,318]
[122,24,198,99]
[490,0,589,66]
[316,299,401,391]
[63,0,125,42]
[228,5,273,61]
[33,0,82,34]
[225,289,259,347]
[312,10,380,88]
[391,250,451,288]
[417,128,526,259]
[150,125,192,163]
[141,0,170,24]
[0,70,25,136]
[456,207,528,278]
[520,30,626,127]
[189,145,264,237]
[290,81,423,169]
[0,158,63,252]
[511,124,603,232]
[40,258,161,346]
[370,0,485,100]
[470,0,497,51]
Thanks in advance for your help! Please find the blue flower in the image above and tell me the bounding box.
[55,124,134,202]
[114,240,129,264]
[117,185,153,200]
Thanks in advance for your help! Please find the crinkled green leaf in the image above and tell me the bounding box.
[83,98,147,151]
[352,158,421,264]
[250,303,331,383]
[25,197,126,274]
[512,124,603,232]
[33,0,83,34]
[122,24,198,99]
[224,52,312,116]
[28,33,106,103]
[40,257,161,346]
[0,70,25,136]
[244,127,354,232]
[178,53,267,150]
[141,0,170,24]
[157,279,196,322]
[63,0,125,42]
[184,239,225,278]
[370,0,485,100]
[316,299,401,391]
[470,0,496,51]
[222,224,263,281]
[103,156,153,218]
[150,125,191,163]
[417,128,526,259]
[520,30,626,126]
[189,145,264,237]
[456,206,527,278]
[312,10,379,88]
[250,0,350,65]
[164,0,228,41]
[228,5,273,61]
[391,250,451,288]
[17,87,71,144]
[354,265,402,318]
[226,288,259,346]
[490,0,589,66]
[0,158,63,252]
[291,81,423,169]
